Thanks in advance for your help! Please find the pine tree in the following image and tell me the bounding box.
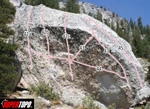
[137,17,143,30]
[82,8,86,13]
[146,25,150,35]
[112,12,115,17]
[116,21,123,37]
[104,19,109,26]
[25,0,59,9]
[96,11,102,21]
[137,17,143,34]
[104,7,106,11]
[111,22,115,30]
[120,19,124,27]
[88,12,93,17]
[0,0,19,96]
[122,29,130,42]
[0,0,16,38]
[132,26,144,57]
[65,0,80,13]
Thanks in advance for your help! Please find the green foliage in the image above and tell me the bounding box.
[116,21,123,37]
[96,11,102,22]
[0,0,16,38]
[0,0,19,96]
[25,0,59,9]
[111,22,115,30]
[146,66,150,83]
[88,12,93,17]
[30,83,60,101]
[129,18,134,30]
[127,17,150,59]
[133,103,150,109]
[108,103,116,109]
[145,103,150,109]
[65,0,80,13]
[82,96,101,109]
[104,7,106,11]
[135,105,145,109]
[137,17,143,34]
[112,12,115,17]
[0,0,16,23]
[120,19,124,27]
[82,8,86,13]
[0,41,18,95]
[104,19,109,26]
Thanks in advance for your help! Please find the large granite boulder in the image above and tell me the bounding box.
[9,4,148,108]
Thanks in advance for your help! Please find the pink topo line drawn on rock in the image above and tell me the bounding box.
[88,16,143,87]
[64,13,74,81]
[25,6,143,87]
[26,6,33,69]
[88,17,129,84]
[42,7,51,64]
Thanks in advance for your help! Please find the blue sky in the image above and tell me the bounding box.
[80,0,150,26]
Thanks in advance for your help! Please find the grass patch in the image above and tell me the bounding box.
[82,96,101,109]
[108,103,116,109]
[30,83,59,101]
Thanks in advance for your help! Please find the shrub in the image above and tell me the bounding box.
[146,66,150,83]
[65,0,80,13]
[82,96,101,109]
[25,0,59,9]
[0,41,19,96]
[30,83,60,101]
[108,103,116,109]
[0,0,19,96]
[0,0,16,38]
[145,103,150,109]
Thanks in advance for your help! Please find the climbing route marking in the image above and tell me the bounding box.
[25,6,143,87]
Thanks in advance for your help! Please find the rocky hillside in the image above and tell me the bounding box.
[7,2,150,109]
[59,1,124,28]
[80,1,124,25]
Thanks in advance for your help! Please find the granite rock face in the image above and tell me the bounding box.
[10,4,149,108]
[133,86,150,105]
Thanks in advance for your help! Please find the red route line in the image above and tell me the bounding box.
[89,17,143,87]
[26,7,33,69]
[73,60,126,80]
[123,51,143,87]
[108,52,129,84]
[26,7,31,32]
[73,60,96,69]
[30,49,68,60]
[30,49,47,58]
[88,17,128,84]
[64,13,74,81]
[42,7,51,64]
[88,18,105,49]
[71,36,93,62]
[102,69,126,79]
[89,18,120,46]
[51,56,68,60]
